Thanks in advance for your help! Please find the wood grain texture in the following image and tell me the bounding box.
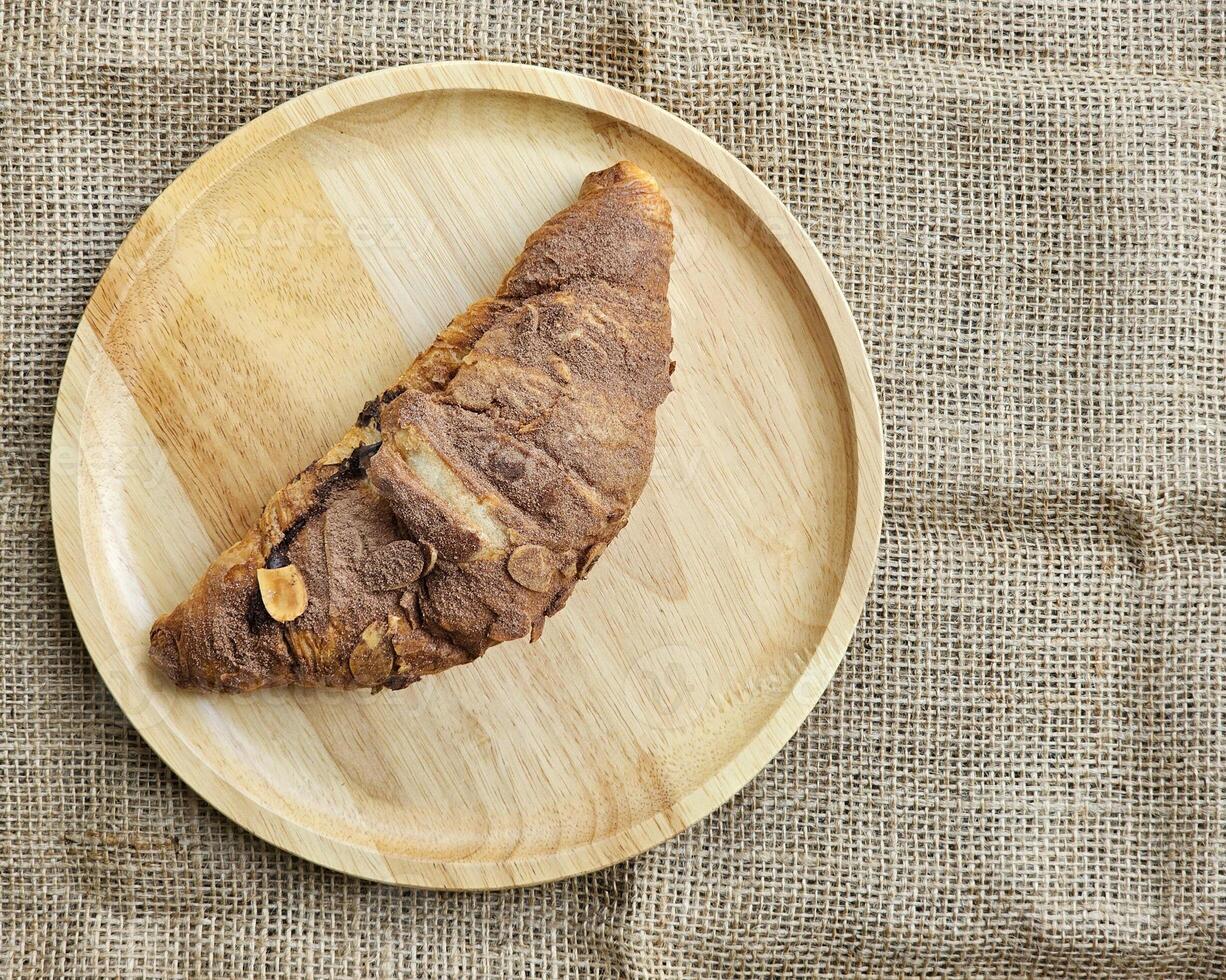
[49,61,883,888]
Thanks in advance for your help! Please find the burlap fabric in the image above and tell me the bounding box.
[4,2,1224,977]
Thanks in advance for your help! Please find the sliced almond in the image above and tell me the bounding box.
[398,589,420,626]
[578,541,606,578]
[385,610,419,658]
[349,621,392,687]
[361,540,426,591]
[488,610,531,643]
[507,544,555,593]
[420,541,438,576]
[548,356,572,384]
[256,564,308,623]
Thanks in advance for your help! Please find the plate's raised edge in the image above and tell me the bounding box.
[49,60,884,889]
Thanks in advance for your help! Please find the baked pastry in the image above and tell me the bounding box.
[149,161,674,692]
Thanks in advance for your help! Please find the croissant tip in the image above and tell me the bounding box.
[584,160,660,195]
[149,623,185,686]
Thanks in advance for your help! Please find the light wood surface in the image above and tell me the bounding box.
[49,61,882,888]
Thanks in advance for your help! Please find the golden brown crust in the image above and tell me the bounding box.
[149,161,674,692]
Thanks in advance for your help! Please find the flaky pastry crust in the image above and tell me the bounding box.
[149,161,674,692]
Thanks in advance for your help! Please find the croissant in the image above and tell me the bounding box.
[149,161,674,693]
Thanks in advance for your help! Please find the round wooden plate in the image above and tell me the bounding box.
[50,62,882,888]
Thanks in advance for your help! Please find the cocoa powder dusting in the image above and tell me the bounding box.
[148,162,673,692]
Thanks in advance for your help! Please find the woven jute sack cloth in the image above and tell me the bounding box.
[3,2,1224,977]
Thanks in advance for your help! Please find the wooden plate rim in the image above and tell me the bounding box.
[49,60,884,889]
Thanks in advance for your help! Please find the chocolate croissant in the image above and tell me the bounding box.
[149,161,674,692]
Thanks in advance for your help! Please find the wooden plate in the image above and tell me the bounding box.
[50,62,882,888]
